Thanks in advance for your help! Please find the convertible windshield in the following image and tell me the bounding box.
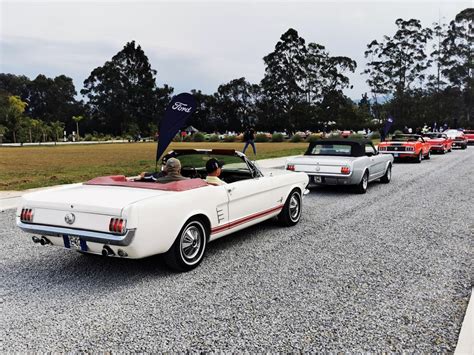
[423,133,444,139]
[307,144,352,156]
[177,154,248,171]
[391,135,419,142]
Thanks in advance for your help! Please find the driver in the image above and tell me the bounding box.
[205,158,226,186]
[156,157,189,183]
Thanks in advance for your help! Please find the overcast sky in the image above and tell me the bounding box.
[0,0,470,100]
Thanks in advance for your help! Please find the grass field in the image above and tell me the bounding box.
[0,142,309,190]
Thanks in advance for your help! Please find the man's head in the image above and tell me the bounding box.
[165,157,181,175]
[206,158,223,176]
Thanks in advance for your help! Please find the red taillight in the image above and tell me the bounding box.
[20,208,34,222]
[287,164,295,171]
[341,166,351,175]
[109,218,126,234]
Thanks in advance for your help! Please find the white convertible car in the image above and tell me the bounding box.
[285,139,393,193]
[17,149,308,271]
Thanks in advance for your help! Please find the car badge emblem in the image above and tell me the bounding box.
[65,213,75,225]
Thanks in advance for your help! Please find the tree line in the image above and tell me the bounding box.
[0,8,471,143]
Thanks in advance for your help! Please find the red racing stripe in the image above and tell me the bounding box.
[211,205,283,234]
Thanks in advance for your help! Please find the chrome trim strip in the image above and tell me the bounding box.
[380,151,416,155]
[17,221,136,246]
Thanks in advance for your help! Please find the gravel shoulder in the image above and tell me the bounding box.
[1,149,472,352]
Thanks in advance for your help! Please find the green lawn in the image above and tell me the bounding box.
[0,142,309,190]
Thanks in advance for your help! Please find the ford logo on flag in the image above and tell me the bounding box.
[65,213,75,225]
[172,102,192,113]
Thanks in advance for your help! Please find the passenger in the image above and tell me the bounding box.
[155,158,189,183]
[205,158,226,186]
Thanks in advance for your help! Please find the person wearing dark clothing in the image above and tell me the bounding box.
[380,127,386,142]
[242,127,256,155]
[155,158,189,183]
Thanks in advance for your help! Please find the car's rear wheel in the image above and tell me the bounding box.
[462,144,467,150]
[424,150,431,160]
[278,189,302,226]
[415,151,422,163]
[355,170,369,194]
[164,219,207,272]
[380,164,391,183]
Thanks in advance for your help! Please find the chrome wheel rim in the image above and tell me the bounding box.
[180,224,203,262]
[289,193,301,221]
[362,173,368,190]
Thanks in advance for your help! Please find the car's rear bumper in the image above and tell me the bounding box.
[308,174,355,185]
[379,151,417,158]
[17,221,136,246]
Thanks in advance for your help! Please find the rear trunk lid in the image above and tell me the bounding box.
[19,184,172,233]
[289,155,354,174]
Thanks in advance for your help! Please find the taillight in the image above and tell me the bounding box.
[341,166,351,175]
[109,218,126,234]
[20,208,34,222]
[286,164,295,171]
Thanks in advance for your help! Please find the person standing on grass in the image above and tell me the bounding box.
[242,126,256,156]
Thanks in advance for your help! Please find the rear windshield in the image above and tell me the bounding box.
[306,144,352,156]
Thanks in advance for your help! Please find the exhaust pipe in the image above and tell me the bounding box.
[32,236,41,244]
[40,236,51,245]
[102,245,115,257]
[117,249,128,257]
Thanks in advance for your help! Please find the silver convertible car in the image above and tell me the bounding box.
[285,139,394,193]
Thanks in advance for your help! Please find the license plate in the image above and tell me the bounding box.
[315,176,322,183]
[63,235,88,251]
[393,153,399,157]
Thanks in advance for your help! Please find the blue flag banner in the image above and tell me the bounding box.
[383,116,394,136]
[156,93,197,162]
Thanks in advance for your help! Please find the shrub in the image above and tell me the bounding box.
[209,134,219,142]
[306,135,321,143]
[101,135,113,141]
[271,133,284,142]
[83,134,93,141]
[349,133,364,139]
[223,135,236,142]
[370,131,381,139]
[290,134,302,142]
[183,135,193,142]
[393,130,403,136]
[193,132,205,142]
[255,133,269,142]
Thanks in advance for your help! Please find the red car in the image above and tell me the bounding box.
[341,130,353,138]
[422,132,453,154]
[444,129,468,149]
[378,134,431,163]
[463,130,474,145]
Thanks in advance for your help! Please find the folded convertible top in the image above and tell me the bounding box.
[85,176,209,191]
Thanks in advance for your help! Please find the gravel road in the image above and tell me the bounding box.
[1,148,472,352]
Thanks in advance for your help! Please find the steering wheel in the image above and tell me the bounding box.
[182,166,199,178]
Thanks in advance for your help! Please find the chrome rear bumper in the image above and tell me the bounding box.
[17,221,136,246]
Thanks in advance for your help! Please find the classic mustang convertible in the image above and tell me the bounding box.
[17,149,309,271]
[378,134,431,162]
[285,139,393,193]
[422,132,453,154]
